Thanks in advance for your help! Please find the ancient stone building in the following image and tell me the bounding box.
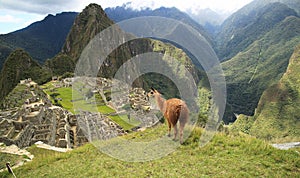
[0,119,34,148]
[0,77,160,149]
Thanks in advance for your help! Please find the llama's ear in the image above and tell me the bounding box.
[151,87,155,91]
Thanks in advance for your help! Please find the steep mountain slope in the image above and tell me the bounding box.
[0,49,51,101]
[61,4,113,62]
[223,16,300,121]
[231,44,300,141]
[216,2,298,61]
[0,12,77,69]
[0,44,12,70]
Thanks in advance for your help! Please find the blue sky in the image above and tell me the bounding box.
[0,0,253,34]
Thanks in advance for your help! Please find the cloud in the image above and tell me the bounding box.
[0,14,22,23]
[0,0,254,16]
[123,0,253,13]
[0,0,82,14]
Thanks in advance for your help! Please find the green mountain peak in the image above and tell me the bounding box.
[0,49,51,102]
[62,3,114,62]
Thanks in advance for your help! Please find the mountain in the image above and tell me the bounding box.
[187,8,226,26]
[231,44,300,141]
[49,4,201,100]
[44,53,75,76]
[215,2,298,61]
[61,4,114,62]
[186,8,227,35]
[104,6,212,44]
[0,5,212,72]
[0,44,12,70]
[223,15,300,122]
[0,12,77,69]
[0,49,51,101]
[0,4,201,103]
[240,0,300,16]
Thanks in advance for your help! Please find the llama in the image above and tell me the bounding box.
[148,88,189,144]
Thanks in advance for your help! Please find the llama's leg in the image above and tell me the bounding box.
[167,120,171,137]
[179,121,186,144]
[173,123,178,141]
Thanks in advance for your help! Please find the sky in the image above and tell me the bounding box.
[0,0,253,34]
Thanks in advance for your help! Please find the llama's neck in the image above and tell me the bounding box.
[155,94,166,112]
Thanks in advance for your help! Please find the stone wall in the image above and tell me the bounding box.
[0,119,34,148]
[76,111,125,142]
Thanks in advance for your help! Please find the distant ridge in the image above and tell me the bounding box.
[105,6,212,44]
[0,12,77,69]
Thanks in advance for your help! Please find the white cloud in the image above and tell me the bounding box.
[0,9,44,34]
[0,0,254,15]
[0,0,82,14]
[0,14,21,23]
[93,0,253,13]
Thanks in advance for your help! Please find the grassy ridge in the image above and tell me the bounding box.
[0,126,299,177]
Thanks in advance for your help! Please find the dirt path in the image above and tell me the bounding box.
[35,141,71,152]
[271,142,300,150]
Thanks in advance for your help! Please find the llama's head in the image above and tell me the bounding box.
[147,88,164,111]
[147,87,160,99]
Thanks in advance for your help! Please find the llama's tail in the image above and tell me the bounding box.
[176,104,189,124]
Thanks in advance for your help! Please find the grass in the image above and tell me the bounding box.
[97,105,115,115]
[108,114,140,131]
[41,81,116,114]
[1,125,299,177]
[0,153,23,170]
[41,81,140,130]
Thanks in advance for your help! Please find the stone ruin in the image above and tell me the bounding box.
[110,84,160,128]
[0,79,127,149]
[20,78,37,88]
[0,77,163,149]
[0,119,34,148]
[76,111,126,142]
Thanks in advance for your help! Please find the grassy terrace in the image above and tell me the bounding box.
[41,81,140,131]
[0,126,299,177]
[0,152,24,170]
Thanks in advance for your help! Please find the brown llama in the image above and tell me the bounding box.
[148,88,189,144]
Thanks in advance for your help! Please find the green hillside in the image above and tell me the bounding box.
[0,126,299,177]
[231,45,300,142]
[0,44,12,70]
[216,2,298,61]
[0,49,51,102]
[223,16,300,120]
[44,53,75,76]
